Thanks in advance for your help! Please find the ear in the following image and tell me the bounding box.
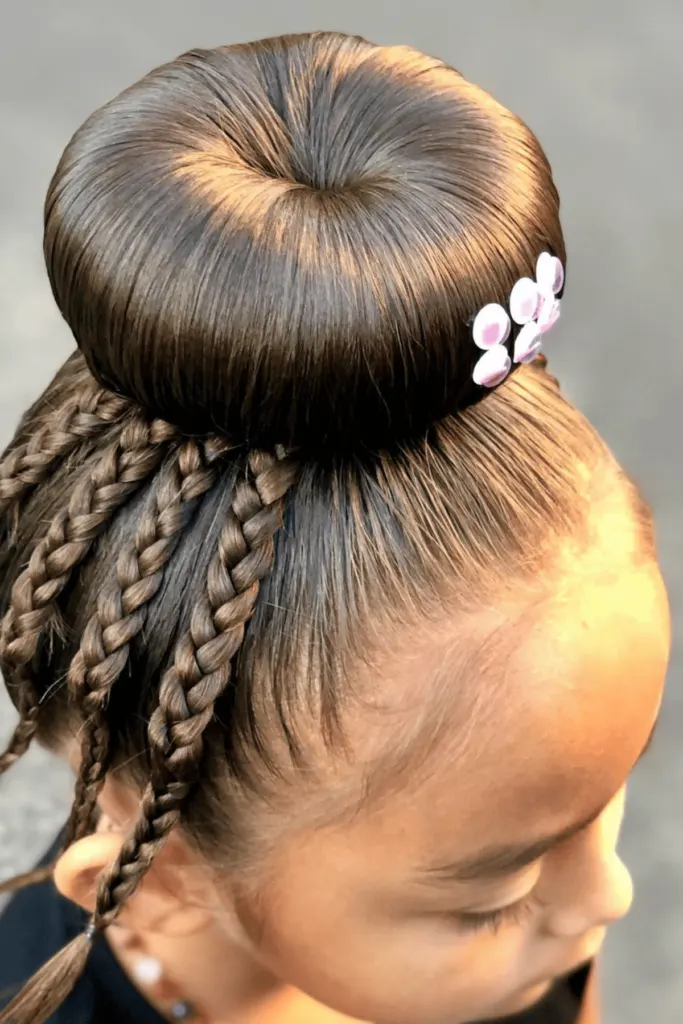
[53,830,213,937]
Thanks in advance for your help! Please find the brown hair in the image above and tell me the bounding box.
[0,30,650,1024]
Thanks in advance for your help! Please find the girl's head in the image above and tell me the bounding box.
[0,31,669,1024]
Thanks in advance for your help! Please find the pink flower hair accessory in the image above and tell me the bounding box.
[513,321,543,364]
[472,303,511,349]
[471,251,564,388]
[472,344,512,387]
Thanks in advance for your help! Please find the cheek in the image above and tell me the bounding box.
[239,877,541,1024]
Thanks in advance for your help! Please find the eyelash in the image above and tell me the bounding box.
[453,894,540,934]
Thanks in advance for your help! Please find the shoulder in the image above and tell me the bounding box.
[0,875,65,992]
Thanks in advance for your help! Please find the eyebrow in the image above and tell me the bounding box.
[419,717,660,886]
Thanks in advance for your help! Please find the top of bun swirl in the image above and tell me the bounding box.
[43,31,564,454]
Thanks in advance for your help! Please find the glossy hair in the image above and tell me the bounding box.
[0,30,650,1024]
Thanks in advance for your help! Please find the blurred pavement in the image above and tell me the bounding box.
[0,3,681,1021]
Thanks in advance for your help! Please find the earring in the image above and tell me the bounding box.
[131,953,199,1021]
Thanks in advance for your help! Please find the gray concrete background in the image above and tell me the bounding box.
[0,2,681,1020]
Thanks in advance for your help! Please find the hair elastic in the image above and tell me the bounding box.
[472,252,564,388]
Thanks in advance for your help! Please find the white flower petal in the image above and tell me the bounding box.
[472,303,511,350]
[472,345,512,387]
[537,294,561,334]
[536,252,564,295]
[513,322,543,363]
[509,278,541,325]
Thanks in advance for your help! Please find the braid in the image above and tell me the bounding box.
[63,438,223,847]
[0,374,130,531]
[3,351,86,454]
[92,450,297,926]
[0,698,40,778]
[0,414,177,774]
[0,450,297,1024]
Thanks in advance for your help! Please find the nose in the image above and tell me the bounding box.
[546,852,634,939]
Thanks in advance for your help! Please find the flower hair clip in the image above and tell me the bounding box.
[471,252,564,388]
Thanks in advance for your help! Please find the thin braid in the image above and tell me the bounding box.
[63,438,225,848]
[0,377,130,528]
[0,451,297,1024]
[0,702,40,779]
[92,450,298,928]
[0,414,177,775]
[4,351,90,452]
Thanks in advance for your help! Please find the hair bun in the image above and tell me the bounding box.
[44,32,562,453]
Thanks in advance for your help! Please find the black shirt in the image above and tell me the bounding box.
[0,834,591,1024]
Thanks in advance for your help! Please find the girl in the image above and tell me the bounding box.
[0,30,670,1024]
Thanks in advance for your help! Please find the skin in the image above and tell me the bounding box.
[56,507,671,1024]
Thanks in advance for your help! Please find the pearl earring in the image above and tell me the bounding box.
[132,955,197,1020]
[133,956,164,987]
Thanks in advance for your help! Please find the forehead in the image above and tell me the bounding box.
[343,560,670,868]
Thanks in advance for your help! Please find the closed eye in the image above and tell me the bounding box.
[452,893,541,934]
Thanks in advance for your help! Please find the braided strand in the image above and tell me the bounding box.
[63,439,223,847]
[92,450,297,929]
[0,376,130,529]
[0,691,41,776]
[0,414,177,774]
